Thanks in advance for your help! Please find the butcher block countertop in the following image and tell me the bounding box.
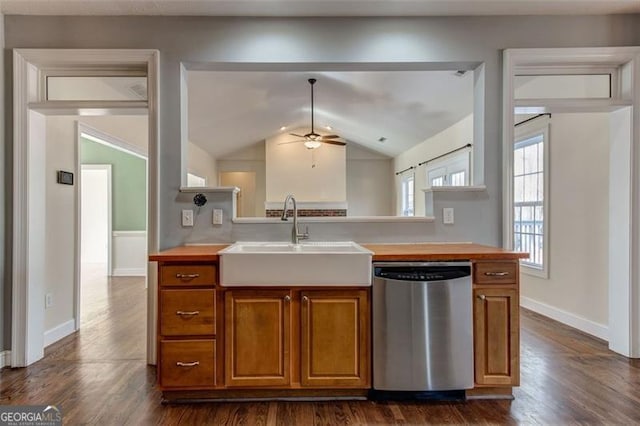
[149,243,528,262]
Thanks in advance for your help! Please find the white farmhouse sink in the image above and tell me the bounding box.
[219,241,373,287]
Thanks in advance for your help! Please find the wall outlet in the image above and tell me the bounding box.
[182,209,194,227]
[213,209,223,225]
[443,207,455,225]
[45,293,53,309]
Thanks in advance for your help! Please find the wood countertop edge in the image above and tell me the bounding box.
[149,243,528,262]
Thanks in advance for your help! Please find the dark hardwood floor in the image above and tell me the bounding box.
[2,270,640,424]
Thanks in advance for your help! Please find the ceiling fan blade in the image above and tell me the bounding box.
[278,140,306,145]
[322,140,347,146]
[320,134,341,139]
[289,133,306,138]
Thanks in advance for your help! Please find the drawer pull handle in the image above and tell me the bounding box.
[302,296,309,302]
[176,361,199,367]
[478,294,486,300]
[484,271,509,277]
[176,310,200,316]
[176,273,200,280]
[284,295,291,302]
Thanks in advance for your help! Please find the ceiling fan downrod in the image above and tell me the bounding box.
[308,78,317,138]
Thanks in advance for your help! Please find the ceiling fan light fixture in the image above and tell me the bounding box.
[304,140,322,149]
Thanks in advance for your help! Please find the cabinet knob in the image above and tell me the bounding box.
[477,294,486,300]
[284,295,291,302]
[176,361,199,367]
[302,296,309,302]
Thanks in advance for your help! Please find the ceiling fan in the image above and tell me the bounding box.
[286,78,346,150]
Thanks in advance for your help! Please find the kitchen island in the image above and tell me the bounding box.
[149,243,527,402]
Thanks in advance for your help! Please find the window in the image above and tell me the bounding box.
[425,149,471,187]
[513,125,548,274]
[401,174,415,217]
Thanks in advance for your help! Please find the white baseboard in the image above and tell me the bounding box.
[112,267,146,277]
[0,350,11,368]
[520,296,608,341]
[44,319,76,347]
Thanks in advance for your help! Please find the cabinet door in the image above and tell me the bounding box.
[300,290,370,388]
[225,290,291,387]
[474,287,519,386]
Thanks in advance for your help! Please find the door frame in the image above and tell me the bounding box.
[11,49,159,367]
[502,47,640,357]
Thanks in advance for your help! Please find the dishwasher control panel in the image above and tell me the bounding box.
[374,264,471,282]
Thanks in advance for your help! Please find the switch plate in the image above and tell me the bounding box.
[182,209,194,227]
[443,207,454,225]
[213,209,223,225]
[45,293,53,308]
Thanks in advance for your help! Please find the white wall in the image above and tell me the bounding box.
[394,114,473,216]
[520,113,610,336]
[45,116,147,334]
[346,144,393,216]
[217,142,266,217]
[188,141,217,186]
[265,130,346,204]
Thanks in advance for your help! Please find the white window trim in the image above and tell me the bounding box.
[425,147,472,187]
[401,173,415,217]
[514,116,550,278]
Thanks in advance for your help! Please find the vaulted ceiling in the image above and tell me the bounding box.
[2,0,640,16]
[187,70,474,158]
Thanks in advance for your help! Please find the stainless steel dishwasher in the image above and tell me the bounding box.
[372,262,473,396]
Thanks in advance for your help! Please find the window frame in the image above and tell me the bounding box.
[401,172,415,217]
[425,148,471,187]
[513,116,550,278]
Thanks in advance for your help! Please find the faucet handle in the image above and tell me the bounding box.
[299,226,310,240]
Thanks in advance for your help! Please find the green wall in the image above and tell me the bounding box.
[81,136,146,231]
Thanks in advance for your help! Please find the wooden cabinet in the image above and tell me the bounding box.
[224,288,370,389]
[157,262,218,390]
[300,290,369,388]
[224,290,291,387]
[473,261,520,387]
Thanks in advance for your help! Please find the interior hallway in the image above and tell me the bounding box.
[1,274,639,424]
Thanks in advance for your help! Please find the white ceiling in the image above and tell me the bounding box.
[2,0,640,16]
[187,70,474,158]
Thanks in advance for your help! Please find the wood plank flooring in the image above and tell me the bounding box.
[2,271,640,425]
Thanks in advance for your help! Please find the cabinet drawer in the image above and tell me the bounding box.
[474,262,518,285]
[160,340,216,388]
[160,289,216,336]
[160,264,216,287]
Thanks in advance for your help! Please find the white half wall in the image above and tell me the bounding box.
[112,231,147,276]
[520,113,610,338]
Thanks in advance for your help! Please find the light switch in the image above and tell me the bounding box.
[213,209,223,225]
[443,208,454,225]
[182,209,194,227]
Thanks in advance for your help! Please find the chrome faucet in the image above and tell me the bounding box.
[281,194,309,244]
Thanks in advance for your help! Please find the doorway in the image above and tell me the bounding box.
[11,49,159,367]
[220,171,257,217]
[80,164,112,278]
